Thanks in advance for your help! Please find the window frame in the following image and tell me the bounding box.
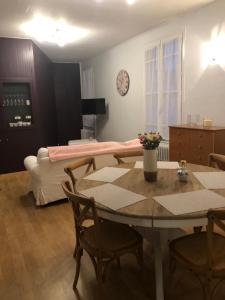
[144,34,183,139]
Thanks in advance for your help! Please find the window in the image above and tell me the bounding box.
[145,36,182,139]
[81,67,95,131]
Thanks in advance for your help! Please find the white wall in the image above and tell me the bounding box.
[82,0,225,142]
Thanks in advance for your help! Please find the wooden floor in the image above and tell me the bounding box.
[1,171,225,300]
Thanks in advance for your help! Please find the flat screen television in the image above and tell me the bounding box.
[81,98,106,115]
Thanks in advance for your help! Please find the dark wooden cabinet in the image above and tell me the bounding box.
[0,38,34,78]
[0,38,56,173]
[53,63,82,145]
[0,38,82,173]
[0,129,39,173]
[33,44,57,147]
[169,125,225,165]
[0,79,39,172]
[0,38,39,173]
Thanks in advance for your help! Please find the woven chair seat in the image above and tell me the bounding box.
[81,220,142,257]
[170,232,225,273]
[62,179,143,289]
[208,153,225,171]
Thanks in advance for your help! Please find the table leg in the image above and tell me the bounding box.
[153,229,164,300]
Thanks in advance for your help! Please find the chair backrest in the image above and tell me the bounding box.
[207,209,225,269]
[208,153,225,171]
[113,150,143,164]
[64,157,96,192]
[62,181,101,248]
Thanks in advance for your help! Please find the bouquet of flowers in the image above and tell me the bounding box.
[138,132,162,150]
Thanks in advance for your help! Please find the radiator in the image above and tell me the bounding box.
[157,141,169,161]
[81,128,94,139]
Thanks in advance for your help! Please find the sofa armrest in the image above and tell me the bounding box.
[24,156,38,171]
[24,155,44,180]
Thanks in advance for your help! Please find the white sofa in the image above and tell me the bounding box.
[24,140,169,206]
[24,147,120,206]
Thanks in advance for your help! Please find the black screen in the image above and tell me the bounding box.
[81,98,106,115]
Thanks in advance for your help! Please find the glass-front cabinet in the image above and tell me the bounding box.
[1,82,33,129]
[0,80,37,173]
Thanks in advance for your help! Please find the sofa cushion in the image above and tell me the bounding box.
[47,139,141,162]
[37,148,49,161]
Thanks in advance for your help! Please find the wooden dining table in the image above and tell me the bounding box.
[77,162,225,300]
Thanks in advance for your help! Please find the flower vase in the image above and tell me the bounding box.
[143,149,158,182]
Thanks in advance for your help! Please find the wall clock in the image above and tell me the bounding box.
[116,69,130,96]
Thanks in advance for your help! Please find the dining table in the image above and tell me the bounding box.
[76,161,225,300]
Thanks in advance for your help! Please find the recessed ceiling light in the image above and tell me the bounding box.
[21,14,90,47]
[126,0,136,5]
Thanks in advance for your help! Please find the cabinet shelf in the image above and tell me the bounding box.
[4,125,36,131]
[1,82,33,129]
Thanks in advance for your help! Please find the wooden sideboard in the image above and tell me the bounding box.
[169,125,225,165]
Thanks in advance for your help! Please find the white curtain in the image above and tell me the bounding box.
[145,44,159,133]
[81,67,95,130]
[145,37,182,140]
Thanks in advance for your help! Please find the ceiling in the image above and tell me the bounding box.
[0,0,215,62]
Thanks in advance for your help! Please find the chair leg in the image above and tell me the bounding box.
[102,260,113,282]
[203,277,212,300]
[169,255,176,273]
[167,256,177,300]
[73,248,83,290]
[136,246,144,267]
[73,244,78,259]
[97,258,113,283]
[97,258,104,284]
[116,257,121,269]
[88,254,98,278]
[193,226,203,233]
[73,238,81,259]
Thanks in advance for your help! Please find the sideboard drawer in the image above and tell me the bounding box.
[169,125,225,165]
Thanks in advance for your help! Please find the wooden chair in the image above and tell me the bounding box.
[208,153,225,171]
[62,181,143,290]
[64,157,96,257]
[193,153,225,235]
[169,210,225,300]
[113,150,143,164]
[64,156,96,193]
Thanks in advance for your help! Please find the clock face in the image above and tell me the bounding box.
[116,70,130,96]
